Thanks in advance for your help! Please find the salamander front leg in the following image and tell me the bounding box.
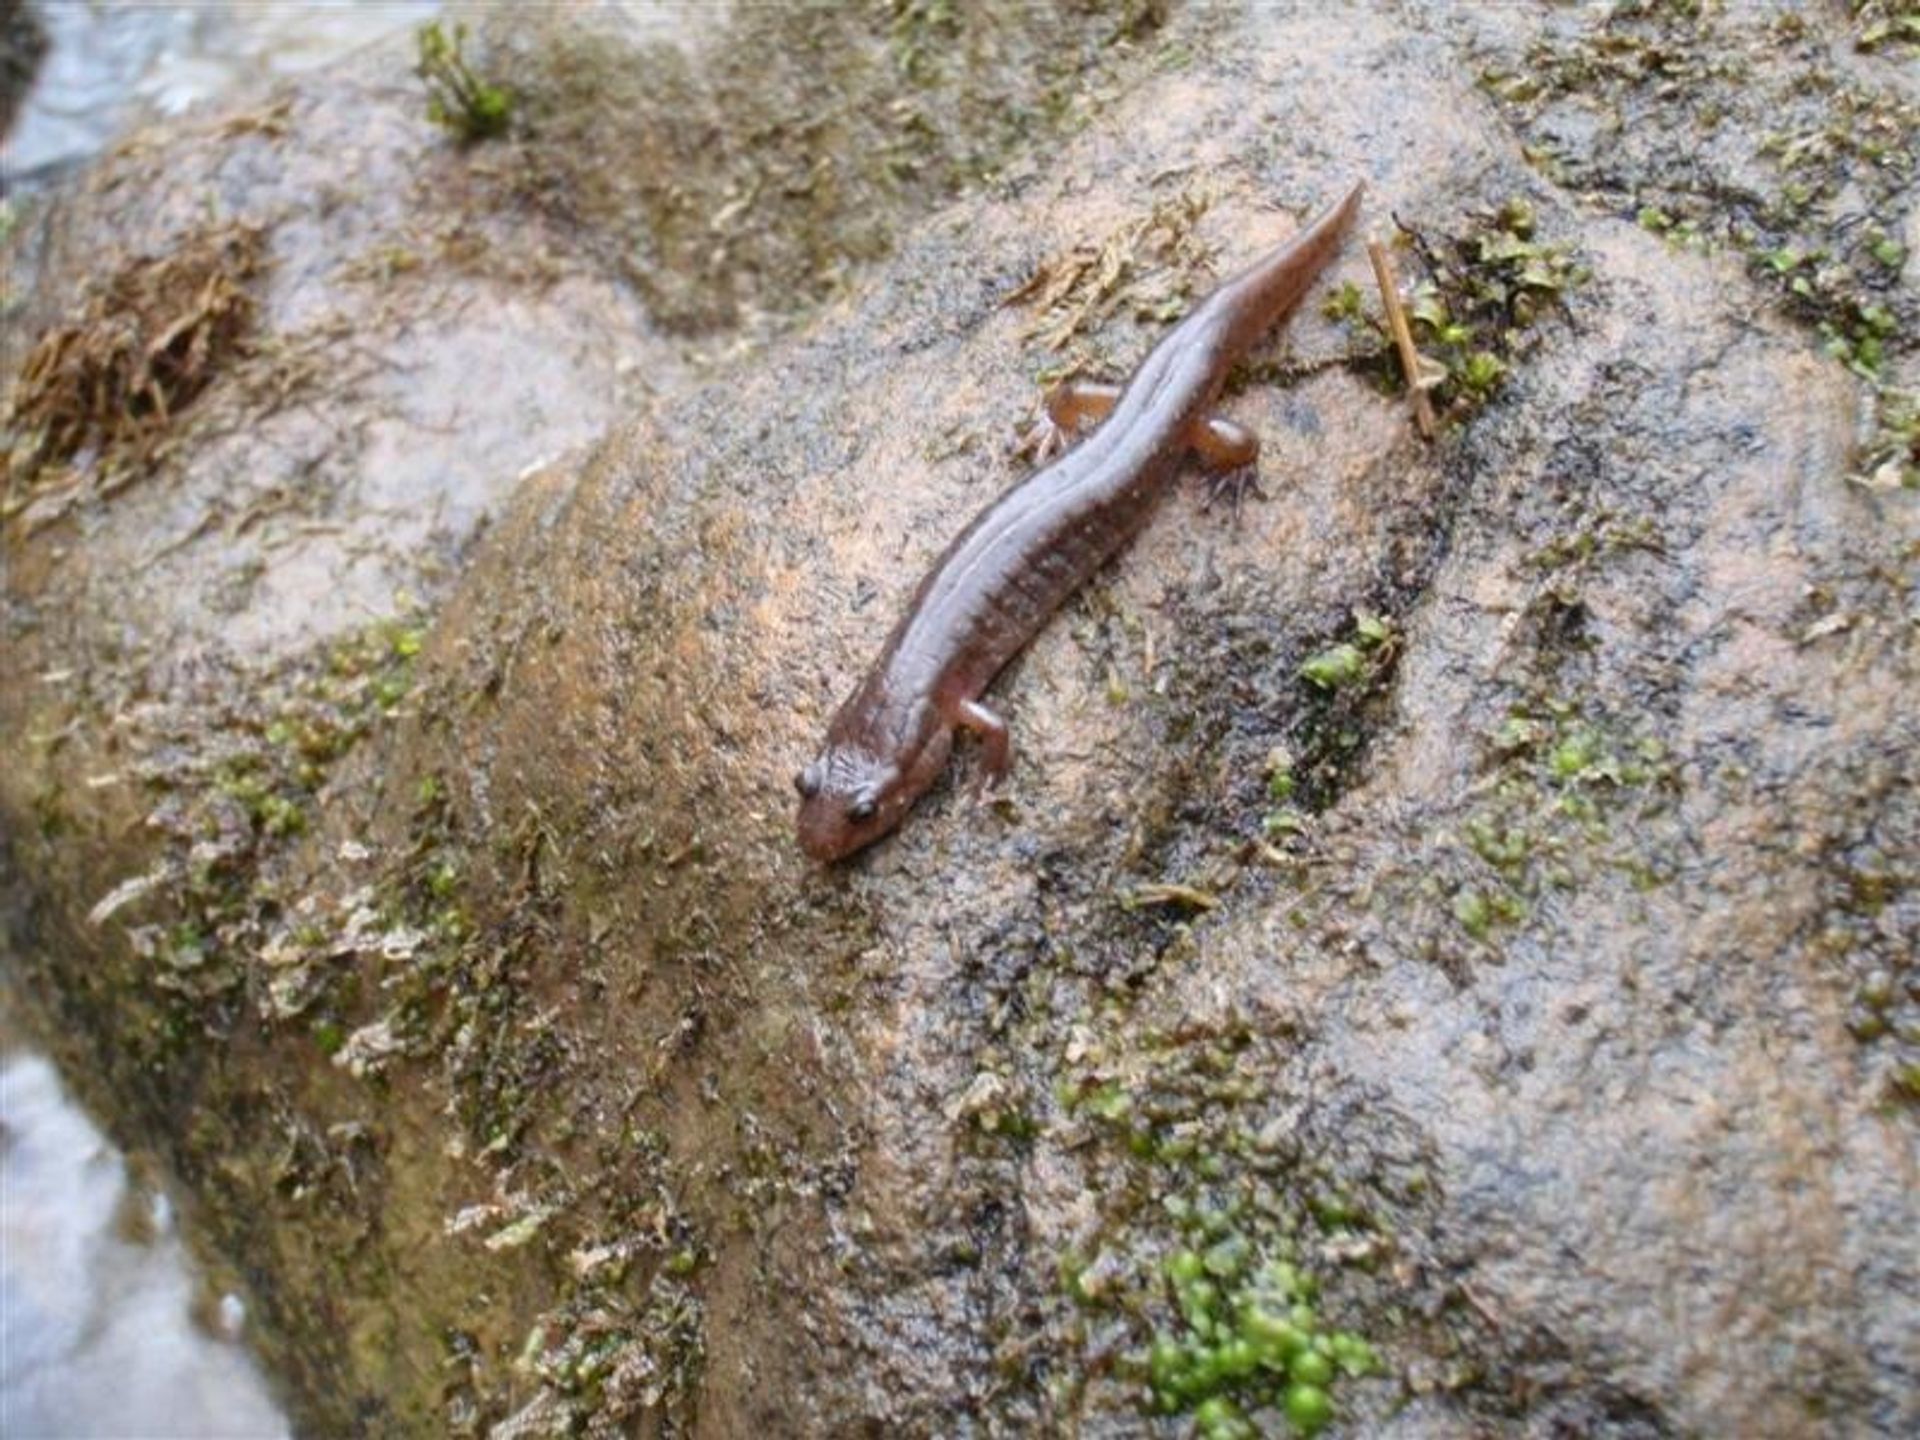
[953,698,1011,792]
[1019,379,1121,461]
[1189,413,1264,516]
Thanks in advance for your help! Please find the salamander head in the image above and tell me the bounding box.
[793,746,911,862]
[794,716,956,863]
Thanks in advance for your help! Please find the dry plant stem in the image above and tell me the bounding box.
[1367,236,1436,440]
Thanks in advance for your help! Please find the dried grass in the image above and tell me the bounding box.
[1008,185,1215,352]
[4,222,266,499]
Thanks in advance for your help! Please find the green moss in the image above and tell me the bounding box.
[1851,1,1920,52]
[415,21,513,142]
[1472,1,1917,481]
[1353,613,1392,650]
[1270,611,1406,822]
[1459,351,1506,396]
[664,1247,700,1277]
[1324,198,1586,425]
[1444,702,1679,947]
[1400,204,1585,417]
[1284,1381,1334,1434]
[1266,752,1297,804]
[1300,644,1365,691]
[1452,889,1490,940]
[1140,1243,1378,1434]
[1051,1022,1404,1435]
[1081,1081,1134,1122]
[1527,510,1662,572]
[1320,280,1366,323]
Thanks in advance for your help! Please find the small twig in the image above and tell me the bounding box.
[1367,236,1437,441]
[1459,1281,1503,1330]
[1124,882,1219,912]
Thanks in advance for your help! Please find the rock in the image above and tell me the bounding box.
[0,3,45,139]
[3,3,1915,1437]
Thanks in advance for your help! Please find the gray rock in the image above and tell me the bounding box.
[3,3,1914,1436]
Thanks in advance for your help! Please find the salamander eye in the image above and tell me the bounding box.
[794,764,821,798]
[847,795,878,822]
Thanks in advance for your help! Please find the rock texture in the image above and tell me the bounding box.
[3,3,1915,1437]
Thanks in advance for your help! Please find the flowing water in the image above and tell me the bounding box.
[5,1,440,183]
[1,1048,290,1439]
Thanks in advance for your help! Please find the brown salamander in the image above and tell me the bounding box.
[796,183,1364,862]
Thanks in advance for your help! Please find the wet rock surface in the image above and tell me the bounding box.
[3,4,1915,1437]
[0,2,46,139]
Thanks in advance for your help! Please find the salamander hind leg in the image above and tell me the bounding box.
[1189,413,1265,517]
[1018,379,1121,461]
[952,698,1012,793]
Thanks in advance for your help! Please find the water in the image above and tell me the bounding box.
[4,0,440,183]
[0,1052,290,1439]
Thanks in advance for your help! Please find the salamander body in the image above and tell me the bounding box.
[797,183,1364,861]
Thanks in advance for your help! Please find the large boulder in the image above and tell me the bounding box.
[3,3,1914,1436]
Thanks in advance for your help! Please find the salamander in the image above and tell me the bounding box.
[796,182,1364,862]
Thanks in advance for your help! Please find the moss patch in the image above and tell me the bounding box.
[416,20,514,143]
[1472,0,1919,485]
[1041,1016,1426,1435]
[1443,700,1679,948]
[1324,198,1587,425]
